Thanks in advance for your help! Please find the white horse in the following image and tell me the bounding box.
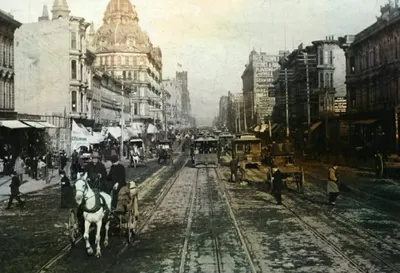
[130,145,140,168]
[74,173,112,258]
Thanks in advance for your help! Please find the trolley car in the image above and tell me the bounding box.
[192,137,219,167]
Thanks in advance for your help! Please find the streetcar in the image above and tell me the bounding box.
[192,137,219,167]
[218,132,234,155]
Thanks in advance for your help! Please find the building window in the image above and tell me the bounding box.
[330,73,333,88]
[324,50,328,64]
[71,91,77,112]
[123,71,126,79]
[107,56,111,65]
[125,56,129,65]
[350,56,355,73]
[80,63,83,81]
[111,56,114,66]
[2,39,6,66]
[325,73,329,87]
[117,56,121,65]
[319,72,323,88]
[329,50,333,65]
[134,103,138,115]
[134,71,138,80]
[71,60,77,79]
[0,80,3,108]
[71,32,77,49]
[128,71,132,79]
[81,93,84,112]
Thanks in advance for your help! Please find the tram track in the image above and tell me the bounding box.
[282,177,400,272]
[35,154,189,273]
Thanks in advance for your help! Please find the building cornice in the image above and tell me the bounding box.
[0,9,21,28]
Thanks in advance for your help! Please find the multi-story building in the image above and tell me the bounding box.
[162,78,182,130]
[0,10,21,119]
[14,0,93,153]
[241,50,280,130]
[218,96,229,128]
[273,39,346,136]
[234,93,244,133]
[176,71,189,115]
[90,0,163,124]
[340,2,400,152]
[15,1,92,121]
[92,69,130,126]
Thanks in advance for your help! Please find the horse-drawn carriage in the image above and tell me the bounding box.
[68,173,139,257]
[129,138,146,168]
[266,140,304,192]
[157,139,173,164]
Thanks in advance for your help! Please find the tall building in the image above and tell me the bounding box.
[234,93,244,133]
[218,96,229,128]
[162,78,182,130]
[0,10,21,120]
[91,0,163,124]
[176,71,191,116]
[14,0,93,152]
[242,50,280,130]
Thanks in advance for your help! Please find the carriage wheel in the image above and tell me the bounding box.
[68,210,78,246]
[375,154,384,178]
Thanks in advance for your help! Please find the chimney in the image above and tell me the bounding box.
[38,5,49,21]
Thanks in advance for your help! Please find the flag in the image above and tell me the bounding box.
[177,63,182,67]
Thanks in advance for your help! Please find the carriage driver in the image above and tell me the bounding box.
[108,155,127,209]
[84,152,107,192]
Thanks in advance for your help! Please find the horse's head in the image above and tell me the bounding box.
[74,172,89,205]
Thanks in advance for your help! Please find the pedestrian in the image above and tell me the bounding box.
[270,167,283,205]
[230,157,238,183]
[6,171,25,209]
[38,159,46,180]
[60,171,73,208]
[31,156,38,180]
[14,154,25,183]
[327,164,340,206]
[108,155,126,209]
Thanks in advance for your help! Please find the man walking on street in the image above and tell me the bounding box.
[271,167,283,205]
[14,155,25,183]
[6,171,25,209]
[230,157,238,183]
[327,164,340,206]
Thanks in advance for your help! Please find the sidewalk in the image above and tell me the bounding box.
[0,172,60,202]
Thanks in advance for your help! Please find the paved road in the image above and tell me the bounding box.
[0,155,179,273]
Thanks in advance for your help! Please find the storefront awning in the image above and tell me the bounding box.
[260,124,269,133]
[21,121,47,128]
[352,119,378,125]
[38,121,57,128]
[0,120,30,129]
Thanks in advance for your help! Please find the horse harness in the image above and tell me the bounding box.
[76,180,109,214]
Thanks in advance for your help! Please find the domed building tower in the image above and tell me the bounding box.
[92,0,163,124]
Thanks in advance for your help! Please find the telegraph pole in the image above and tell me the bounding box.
[304,52,311,144]
[120,82,125,160]
[285,68,289,138]
[395,105,399,152]
[163,87,167,139]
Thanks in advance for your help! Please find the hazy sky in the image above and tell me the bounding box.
[2,0,389,126]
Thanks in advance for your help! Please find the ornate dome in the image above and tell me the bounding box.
[93,0,151,53]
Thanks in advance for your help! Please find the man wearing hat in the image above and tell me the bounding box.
[84,151,107,192]
[107,155,126,209]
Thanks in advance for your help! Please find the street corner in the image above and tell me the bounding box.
[0,186,72,273]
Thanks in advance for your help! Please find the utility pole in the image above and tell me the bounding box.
[395,105,399,152]
[285,68,289,138]
[120,82,125,160]
[163,87,167,139]
[325,89,329,142]
[244,96,247,132]
[304,53,311,132]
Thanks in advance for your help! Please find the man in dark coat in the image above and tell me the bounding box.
[31,156,38,180]
[108,155,126,209]
[230,157,239,183]
[84,152,107,192]
[271,167,283,205]
[60,150,67,173]
[6,171,25,209]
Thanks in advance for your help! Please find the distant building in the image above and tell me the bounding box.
[162,78,183,130]
[234,93,244,133]
[218,96,229,128]
[176,71,194,127]
[90,0,163,124]
[0,9,21,119]
[242,50,280,130]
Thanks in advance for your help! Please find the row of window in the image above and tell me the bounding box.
[318,48,334,65]
[71,60,90,83]
[0,37,14,68]
[99,55,145,67]
[70,32,84,51]
[71,90,86,113]
[318,72,334,88]
[349,36,400,74]
[0,79,14,110]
